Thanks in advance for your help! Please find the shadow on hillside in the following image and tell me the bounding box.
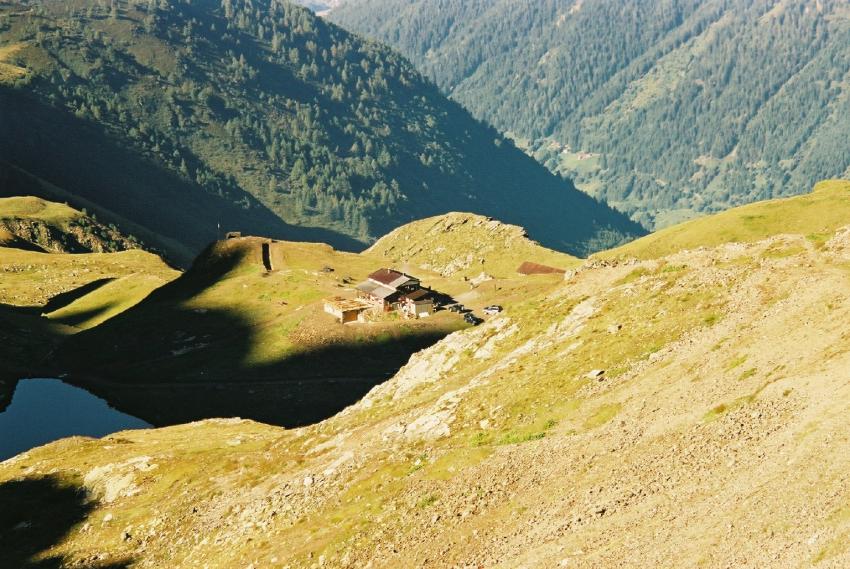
[51,249,457,427]
[41,278,116,314]
[0,303,64,378]
[49,302,122,329]
[60,303,449,427]
[0,377,16,413]
[0,88,364,264]
[0,476,132,568]
[0,232,47,253]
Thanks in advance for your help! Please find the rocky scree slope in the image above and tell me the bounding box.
[4,185,850,567]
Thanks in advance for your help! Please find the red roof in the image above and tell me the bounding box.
[368,268,418,287]
[368,268,401,285]
[517,261,566,275]
[403,289,431,301]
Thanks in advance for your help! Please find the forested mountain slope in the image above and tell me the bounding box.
[293,0,350,15]
[332,0,850,228]
[0,0,641,258]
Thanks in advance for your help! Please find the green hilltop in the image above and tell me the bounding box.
[597,179,850,260]
[367,211,579,278]
[0,0,642,259]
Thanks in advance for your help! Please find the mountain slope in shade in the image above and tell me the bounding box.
[0,0,642,258]
[332,0,850,228]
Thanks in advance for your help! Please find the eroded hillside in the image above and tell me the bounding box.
[0,196,146,254]
[4,183,850,567]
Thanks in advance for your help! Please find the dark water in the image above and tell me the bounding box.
[0,379,150,461]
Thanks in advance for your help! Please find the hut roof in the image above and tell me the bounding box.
[368,268,419,288]
[356,280,397,299]
[403,289,431,301]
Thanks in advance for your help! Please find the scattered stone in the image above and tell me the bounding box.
[469,271,494,288]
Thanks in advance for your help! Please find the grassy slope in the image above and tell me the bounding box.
[6,184,850,565]
[366,211,579,278]
[596,180,850,260]
[54,237,455,381]
[0,193,160,256]
[53,227,569,386]
[0,195,80,222]
[0,245,177,382]
[0,247,176,309]
[0,194,180,378]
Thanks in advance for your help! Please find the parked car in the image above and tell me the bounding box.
[464,313,483,326]
[483,305,503,315]
[449,304,464,313]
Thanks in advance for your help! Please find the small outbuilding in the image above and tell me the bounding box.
[401,288,434,318]
[323,296,372,324]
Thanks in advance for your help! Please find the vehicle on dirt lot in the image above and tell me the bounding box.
[464,313,483,325]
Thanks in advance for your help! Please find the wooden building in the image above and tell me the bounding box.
[323,297,372,324]
[355,268,434,317]
[356,268,421,311]
[401,288,434,318]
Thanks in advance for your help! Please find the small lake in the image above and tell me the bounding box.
[0,378,150,461]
